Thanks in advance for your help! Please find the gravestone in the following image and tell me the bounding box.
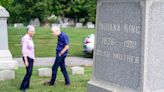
[87,0,164,92]
[51,23,61,28]
[38,68,52,77]
[75,23,83,28]
[71,66,84,75]
[14,23,24,28]
[30,18,40,27]
[0,6,18,80]
[61,18,70,28]
[0,70,15,80]
[61,23,69,28]
[87,22,95,29]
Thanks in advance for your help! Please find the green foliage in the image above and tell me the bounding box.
[4,0,97,24]
[6,0,53,23]
[86,0,97,23]
[0,0,13,7]
[47,15,60,24]
[52,0,97,24]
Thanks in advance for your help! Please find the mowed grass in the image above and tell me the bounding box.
[0,67,92,92]
[8,27,95,57]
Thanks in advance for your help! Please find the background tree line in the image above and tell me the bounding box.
[0,0,96,25]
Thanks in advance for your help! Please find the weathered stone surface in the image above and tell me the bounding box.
[88,0,164,92]
[0,6,9,17]
[0,60,18,70]
[30,18,40,27]
[87,22,95,29]
[71,66,84,75]
[38,68,52,77]
[14,23,24,28]
[0,50,12,61]
[0,6,18,81]
[0,70,15,80]
[75,23,83,28]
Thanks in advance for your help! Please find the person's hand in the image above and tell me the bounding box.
[25,61,29,67]
[24,56,29,67]
[59,53,62,57]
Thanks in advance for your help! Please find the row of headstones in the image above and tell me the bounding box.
[38,66,84,77]
[0,65,84,80]
[0,66,84,80]
[14,22,95,28]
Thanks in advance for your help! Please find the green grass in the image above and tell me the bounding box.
[8,27,95,57]
[0,67,92,92]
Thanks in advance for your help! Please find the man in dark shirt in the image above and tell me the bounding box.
[44,26,70,86]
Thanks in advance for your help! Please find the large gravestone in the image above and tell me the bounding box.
[88,0,164,92]
[0,6,18,80]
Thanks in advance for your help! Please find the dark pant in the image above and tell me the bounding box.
[50,56,70,85]
[20,57,34,90]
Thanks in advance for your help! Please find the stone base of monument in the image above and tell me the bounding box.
[0,70,15,80]
[0,61,18,81]
[0,7,18,81]
[88,79,140,92]
[88,81,112,92]
[0,61,18,70]
[0,51,18,81]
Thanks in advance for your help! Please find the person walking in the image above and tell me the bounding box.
[20,25,35,92]
[44,26,70,86]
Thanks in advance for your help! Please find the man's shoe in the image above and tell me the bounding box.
[65,83,71,87]
[20,89,26,92]
[43,81,54,86]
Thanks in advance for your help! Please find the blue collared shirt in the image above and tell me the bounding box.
[56,32,69,56]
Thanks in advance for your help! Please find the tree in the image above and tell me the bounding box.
[65,0,88,23]
[7,0,53,24]
[51,0,96,24]
[3,0,97,24]
[86,0,96,24]
[0,0,13,7]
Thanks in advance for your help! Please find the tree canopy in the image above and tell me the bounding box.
[1,0,96,24]
[0,0,13,7]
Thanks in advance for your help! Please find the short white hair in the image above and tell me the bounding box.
[51,26,60,32]
[27,25,35,32]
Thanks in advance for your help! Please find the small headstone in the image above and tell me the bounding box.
[75,23,83,28]
[38,68,52,77]
[14,23,24,28]
[71,66,84,75]
[30,18,40,27]
[69,20,75,26]
[87,22,95,29]
[61,23,69,28]
[0,70,15,80]
[63,18,69,23]
[51,23,61,28]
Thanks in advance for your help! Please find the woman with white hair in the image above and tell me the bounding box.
[20,25,35,92]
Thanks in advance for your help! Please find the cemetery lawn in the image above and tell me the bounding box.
[0,67,92,92]
[8,27,95,57]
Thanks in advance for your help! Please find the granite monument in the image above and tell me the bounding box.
[0,6,18,80]
[88,0,164,92]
